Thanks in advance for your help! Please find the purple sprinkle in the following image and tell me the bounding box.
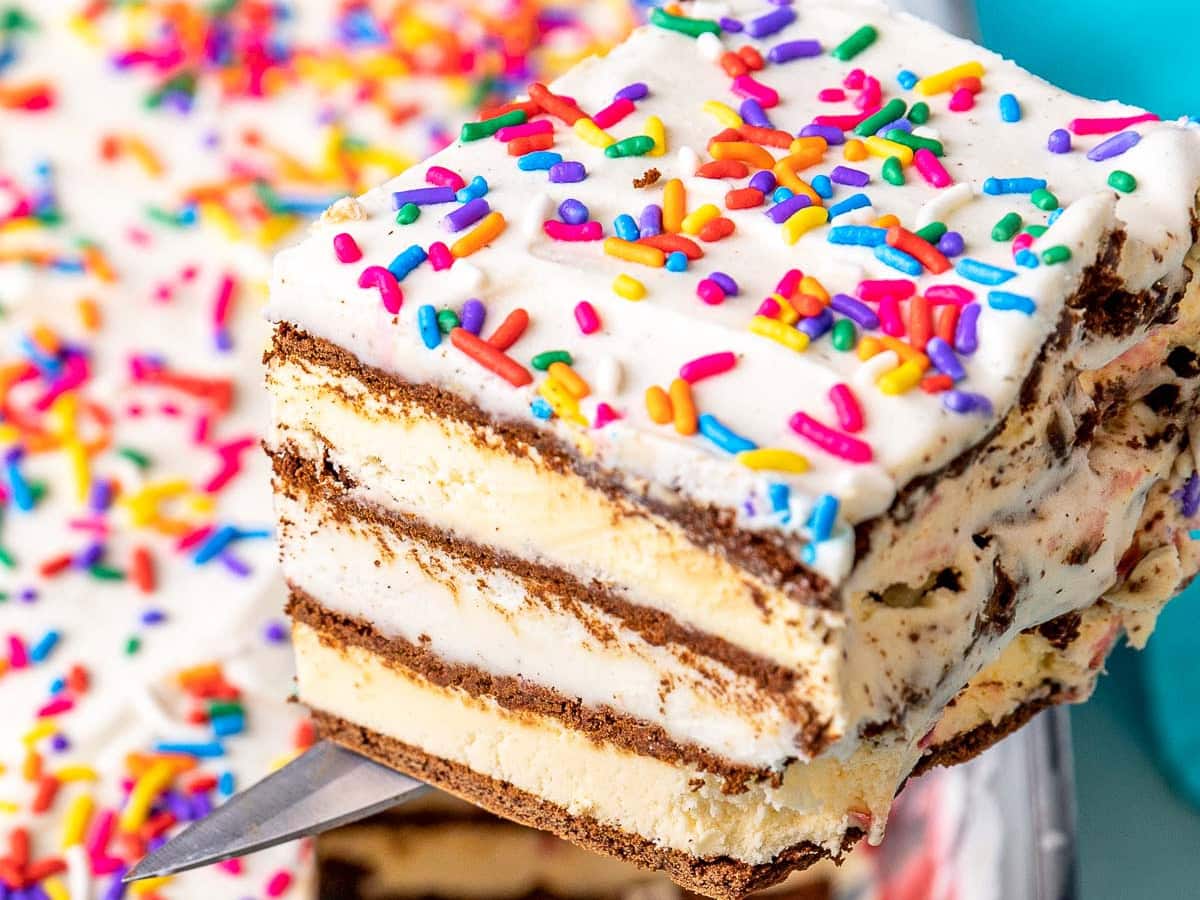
[19,587,37,603]
[831,165,870,187]
[50,734,70,753]
[639,204,663,238]
[799,123,845,145]
[1086,130,1140,162]
[798,308,834,340]
[3,447,22,465]
[191,791,213,820]
[746,6,796,38]
[767,39,822,64]
[749,170,777,193]
[442,197,490,233]
[886,118,914,133]
[558,198,588,225]
[719,16,744,32]
[391,186,456,208]
[460,298,486,335]
[263,620,288,643]
[102,870,128,900]
[765,193,812,224]
[829,294,880,330]
[740,98,772,128]
[709,272,739,296]
[1047,128,1072,153]
[1177,471,1200,518]
[75,542,104,569]
[165,791,193,822]
[955,303,981,354]
[549,161,586,183]
[140,608,167,626]
[937,231,965,257]
[614,82,648,102]
[925,337,965,381]
[218,551,251,578]
[943,390,992,415]
[88,479,112,512]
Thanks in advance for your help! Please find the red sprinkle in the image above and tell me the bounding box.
[725,187,764,209]
[698,217,735,242]
[639,233,703,260]
[451,328,532,387]
[130,546,155,594]
[696,160,749,179]
[908,295,933,350]
[485,308,529,351]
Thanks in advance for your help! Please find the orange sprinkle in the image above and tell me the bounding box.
[737,125,793,149]
[843,139,868,162]
[450,211,506,258]
[669,378,697,436]
[935,304,960,343]
[645,385,672,424]
[638,233,703,260]
[908,295,933,350]
[709,141,776,171]
[604,237,665,268]
[790,294,825,318]
[662,179,686,233]
[879,335,931,369]
[76,297,102,332]
[507,133,554,156]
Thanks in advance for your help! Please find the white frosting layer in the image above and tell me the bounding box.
[269,0,1200,585]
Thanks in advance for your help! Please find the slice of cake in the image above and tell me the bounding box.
[267,1,1200,896]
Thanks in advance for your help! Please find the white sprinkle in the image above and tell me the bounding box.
[911,125,942,141]
[845,205,877,226]
[854,349,900,389]
[677,146,701,177]
[450,262,486,293]
[696,31,724,62]
[591,355,623,395]
[916,181,973,228]
[522,192,554,242]
[67,845,91,900]
[691,1,732,18]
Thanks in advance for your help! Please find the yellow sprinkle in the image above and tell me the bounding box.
[55,765,99,782]
[799,276,829,303]
[771,293,800,326]
[644,385,672,424]
[613,274,646,300]
[450,211,507,258]
[737,448,810,474]
[255,215,298,249]
[843,139,868,162]
[42,878,69,900]
[547,361,591,399]
[0,800,18,814]
[119,760,174,834]
[864,136,914,166]
[787,136,829,156]
[749,316,809,352]
[199,202,241,242]
[662,179,686,233]
[31,323,60,355]
[857,336,884,360]
[123,136,163,178]
[66,439,89,504]
[914,61,984,96]
[22,750,41,781]
[23,720,56,747]
[355,146,413,173]
[701,100,743,128]
[0,425,20,445]
[60,793,94,849]
[130,876,173,895]
[538,379,587,426]
[781,205,829,245]
[878,359,926,395]
[680,204,720,236]
[644,115,667,157]
[573,117,616,149]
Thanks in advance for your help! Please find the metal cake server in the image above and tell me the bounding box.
[124,740,429,883]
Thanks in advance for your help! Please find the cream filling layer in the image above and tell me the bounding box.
[293,622,912,863]
[277,491,809,768]
[268,356,844,700]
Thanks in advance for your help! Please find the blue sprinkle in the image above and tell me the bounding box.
[874,243,923,275]
[613,214,639,242]
[827,224,886,246]
[218,771,236,796]
[771,186,795,203]
[154,741,225,758]
[387,244,427,281]
[988,290,1037,314]
[140,608,167,626]
[210,713,245,738]
[810,175,833,199]
[808,494,838,543]
[1047,207,1064,226]
[518,151,563,171]
[530,397,554,420]
[194,525,238,565]
[665,251,689,272]
[455,175,489,203]
[698,414,758,454]
[50,677,66,694]
[29,630,59,663]
[897,69,918,90]
[983,176,1047,195]
[955,257,1017,285]
[1015,249,1040,268]
[999,93,1021,123]
[826,193,871,219]
[768,483,791,523]
[417,305,441,349]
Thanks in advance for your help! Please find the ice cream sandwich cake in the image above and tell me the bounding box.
[267,1,1200,896]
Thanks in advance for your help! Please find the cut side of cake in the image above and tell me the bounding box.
[267,2,1200,897]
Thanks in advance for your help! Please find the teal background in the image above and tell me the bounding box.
[976,4,1200,897]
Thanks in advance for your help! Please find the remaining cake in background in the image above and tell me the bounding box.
[268,0,1200,896]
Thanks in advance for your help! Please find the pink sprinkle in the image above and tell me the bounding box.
[696,278,725,306]
[680,352,736,383]
[126,226,152,245]
[357,265,404,314]
[574,301,600,334]
[265,869,293,898]
[877,296,905,336]
[180,264,199,282]
[212,273,237,326]
[843,68,865,90]
[828,383,864,433]
[426,165,466,192]
[593,402,620,429]
[925,284,975,305]
[192,414,210,446]
[775,269,803,297]
[544,220,603,242]
[176,525,215,553]
[756,297,782,318]
[913,148,951,188]
[731,75,779,109]
[332,232,361,263]
[854,76,881,113]
[38,696,74,717]
[817,88,845,102]
[1012,232,1034,257]
[591,98,636,129]
[789,412,873,463]
[858,279,915,301]
[91,856,123,876]
[495,119,553,142]
[218,858,244,875]
[948,87,974,112]
[8,634,28,669]
[86,809,115,860]
[812,112,870,129]
[1068,112,1158,136]
[428,241,453,271]
[153,283,173,303]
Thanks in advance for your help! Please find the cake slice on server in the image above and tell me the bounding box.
[266,1,1200,896]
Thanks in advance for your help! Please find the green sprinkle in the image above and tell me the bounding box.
[146,206,191,228]
[605,135,656,158]
[832,24,878,61]
[531,350,573,371]
[124,636,141,656]
[1023,224,1049,238]
[831,318,857,352]
[0,592,7,603]
[882,129,943,156]
[208,701,245,717]
[854,98,906,137]
[881,156,905,186]
[1030,188,1059,211]
[908,101,930,125]
[436,309,460,334]
[992,211,1023,242]
[649,7,721,37]
[1108,170,1137,193]
[28,482,46,505]
[91,564,126,581]
[460,109,525,143]
[914,221,947,243]
[1041,245,1072,265]
[395,202,420,225]
[118,447,152,470]
[0,547,14,569]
